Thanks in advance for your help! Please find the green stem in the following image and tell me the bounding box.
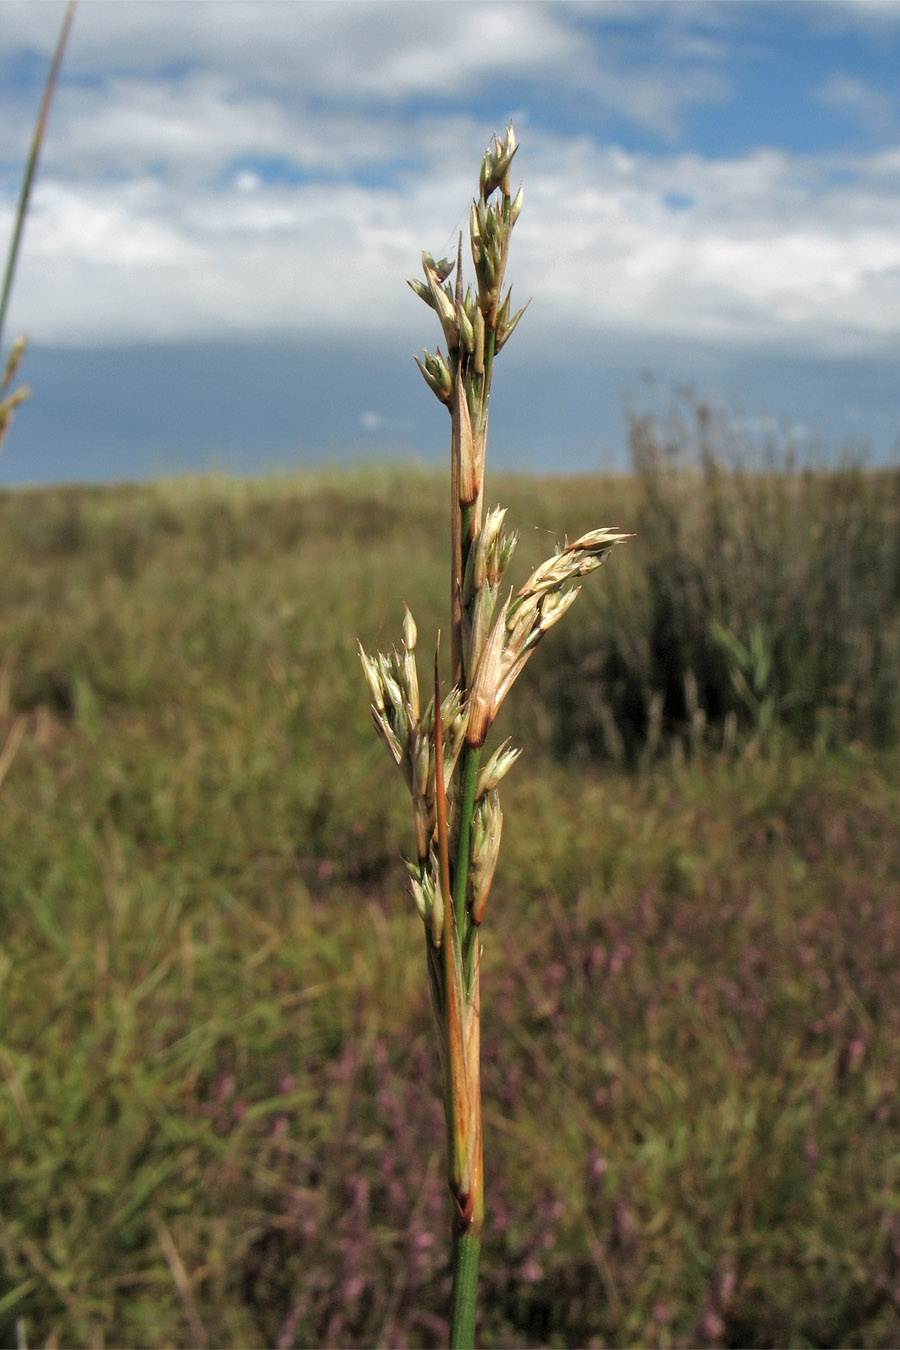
[453,744,481,949]
[450,1219,483,1349]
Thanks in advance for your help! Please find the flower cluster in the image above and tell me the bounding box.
[358,605,519,944]
[465,526,629,748]
[361,125,627,946]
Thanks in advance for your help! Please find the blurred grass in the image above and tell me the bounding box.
[1,450,899,1346]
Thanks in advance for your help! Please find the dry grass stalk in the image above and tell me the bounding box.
[359,126,627,1347]
[0,0,77,456]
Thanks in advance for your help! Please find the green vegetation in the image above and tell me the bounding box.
[1,443,900,1347]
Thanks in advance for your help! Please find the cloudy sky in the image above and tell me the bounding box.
[2,0,900,485]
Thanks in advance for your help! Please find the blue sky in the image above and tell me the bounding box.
[1,0,900,485]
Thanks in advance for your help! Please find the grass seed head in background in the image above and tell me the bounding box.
[0,337,31,456]
[359,125,627,1348]
[0,0,77,456]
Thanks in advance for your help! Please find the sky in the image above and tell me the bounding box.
[1,0,900,486]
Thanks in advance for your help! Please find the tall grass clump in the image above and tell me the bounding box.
[518,394,900,764]
[358,128,625,1345]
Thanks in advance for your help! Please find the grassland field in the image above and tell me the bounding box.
[1,436,900,1347]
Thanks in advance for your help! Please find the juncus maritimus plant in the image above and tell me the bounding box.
[359,126,628,1348]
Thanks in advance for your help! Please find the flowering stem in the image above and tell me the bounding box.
[434,654,484,1348]
[361,124,626,1350]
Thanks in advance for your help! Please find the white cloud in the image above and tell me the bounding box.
[1,1,898,357]
[3,0,731,162]
[521,142,900,351]
[3,2,578,104]
[816,72,899,135]
[7,134,899,355]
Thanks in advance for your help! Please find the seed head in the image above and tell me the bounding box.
[402,605,417,652]
[358,641,385,712]
[405,852,445,946]
[457,300,476,356]
[480,126,518,200]
[415,347,453,403]
[423,252,455,283]
[456,377,480,508]
[475,739,521,798]
[408,277,434,308]
[496,294,530,353]
[407,859,430,923]
[2,336,28,392]
[470,790,503,926]
[465,594,510,748]
[423,255,460,351]
[440,685,469,787]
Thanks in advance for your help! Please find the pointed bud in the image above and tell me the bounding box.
[405,855,444,945]
[469,201,482,253]
[496,298,530,352]
[457,300,475,355]
[407,861,430,923]
[358,641,384,711]
[440,687,469,785]
[415,348,452,403]
[482,507,510,582]
[408,277,436,309]
[480,126,518,200]
[413,729,431,799]
[476,246,495,293]
[402,604,417,652]
[568,527,632,558]
[479,148,493,200]
[456,377,479,508]
[462,505,506,605]
[379,663,404,716]
[496,287,512,335]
